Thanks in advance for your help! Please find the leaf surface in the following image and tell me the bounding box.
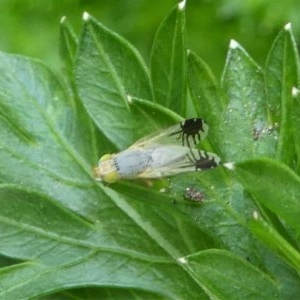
[151,1,187,115]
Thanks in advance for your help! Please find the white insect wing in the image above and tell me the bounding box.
[150,145,191,171]
[114,145,190,179]
[151,145,190,166]
[114,149,152,178]
[128,118,208,149]
[94,118,221,183]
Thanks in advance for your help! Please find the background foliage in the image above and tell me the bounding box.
[1,0,300,76]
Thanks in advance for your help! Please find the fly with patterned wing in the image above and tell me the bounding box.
[94,118,220,183]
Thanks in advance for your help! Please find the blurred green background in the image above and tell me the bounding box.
[1,0,299,77]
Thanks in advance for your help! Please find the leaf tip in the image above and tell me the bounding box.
[178,0,186,10]
[83,11,91,21]
[60,16,66,24]
[178,256,187,264]
[127,94,133,104]
[284,23,292,31]
[223,162,235,170]
[292,87,300,97]
[253,210,260,220]
[229,39,240,49]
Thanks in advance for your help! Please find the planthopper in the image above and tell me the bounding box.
[94,118,220,183]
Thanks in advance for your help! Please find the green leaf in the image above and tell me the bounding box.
[59,16,78,77]
[0,185,217,299]
[182,249,279,300]
[0,52,99,209]
[45,288,166,300]
[292,88,300,172]
[75,13,159,150]
[1,9,300,300]
[127,96,183,126]
[150,0,187,115]
[0,51,220,299]
[187,51,225,150]
[220,40,277,162]
[250,213,300,271]
[59,18,104,163]
[230,157,300,233]
[265,24,300,168]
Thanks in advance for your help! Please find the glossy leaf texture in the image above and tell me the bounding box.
[150,0,187,115]
[0,43,259,299]
[228,157,300,298]
[218,25,300,166]
[59,16,78,77]
[219,40,277,162]
[265,24,300,169]
[250,211,300,272]
[187,50,225,152]
[0,48,221,299]
[75,14,179,150]
[215,25,300,299]
[0,185,218,299]
[232,158,300,235]
[1,8,300,300]
[181,249,279,300]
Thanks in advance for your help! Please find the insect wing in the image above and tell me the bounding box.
[128,118,209,150]
[188,148,221,170]
[136,145,220,179]
[135,145,191,178]
[113,148,152,179]
[94,118,220,182]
